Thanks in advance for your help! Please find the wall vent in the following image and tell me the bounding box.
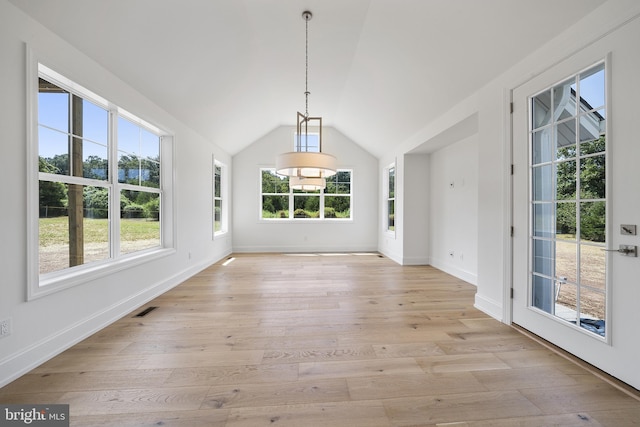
[134,306,158,317]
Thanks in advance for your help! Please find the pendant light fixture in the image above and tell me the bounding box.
[276,10,337,191]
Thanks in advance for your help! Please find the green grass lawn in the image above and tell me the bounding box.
[39,217,160,246]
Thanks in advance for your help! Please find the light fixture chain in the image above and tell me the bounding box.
[305,13,309,118]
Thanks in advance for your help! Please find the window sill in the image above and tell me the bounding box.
[29,247,176,301]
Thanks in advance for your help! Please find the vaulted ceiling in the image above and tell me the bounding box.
[11,0,603,157]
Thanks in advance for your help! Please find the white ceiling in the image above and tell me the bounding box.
[11,0,603,157]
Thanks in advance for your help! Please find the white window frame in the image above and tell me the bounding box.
[384,163,396,235]
[27,53,175,300]
[213,157,228,237]
[259,167,353,221]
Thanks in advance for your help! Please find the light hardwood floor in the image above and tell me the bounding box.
[1,253,639,426]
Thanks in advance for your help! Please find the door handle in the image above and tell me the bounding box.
[603,245,637,257]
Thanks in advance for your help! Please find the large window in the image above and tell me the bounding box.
[260,168,352,220]
[30,63,173,297]
[385,164,395,232]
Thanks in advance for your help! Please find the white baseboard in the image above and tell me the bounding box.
[474,293,503,321]
[429,258,478,285]
[0,254,226,388]
[233,245,378,254]
[401,256,429,265]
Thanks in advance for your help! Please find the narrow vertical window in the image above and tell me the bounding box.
[385,165,396,232]
[213,160,227,235]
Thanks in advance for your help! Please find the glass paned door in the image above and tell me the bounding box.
[528,62,607,337]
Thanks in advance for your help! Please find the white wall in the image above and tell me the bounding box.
[402,154,430,265]
[0,0,232,387]
[232,126,378,253]
[428,137,478,284]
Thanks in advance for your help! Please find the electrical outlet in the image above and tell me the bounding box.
[0,318,10,338]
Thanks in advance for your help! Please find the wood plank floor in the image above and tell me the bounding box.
[1,253,639,426]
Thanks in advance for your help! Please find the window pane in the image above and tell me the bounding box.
[140,158,160,188]
[387,200,395,230]
[532,275,553,313]
[120,190,161,255]
[388,168,395,198]
[556,240,577,284]
[38,79,69,131]
[118,117,140,155]
[579,287,605,334]
[325,195,350,219]
[38,127,69,175]
[580,244,605,290]
[326,171,352,194]
[532,165,553,201]
[118,154,140,184]
[556,202,576,237]
[214,199,222,232]
[555,282,578,322]
[532,239,553,277]
[579,111,604,148]
[82,99,108,144]
[262,195,288,218]
[294,133,319,152]
[532,128,552,165]
[580,201,605,242]
[555,119,576,160]
[579,64,605,111]
[556,160,576,200]
[214,165,221,198]
[533,203,553,238]
[262,169,288,193]
[532,90,551,129]
[579,156,605,199]
[553,78,576,120]
[141,128,160,159]
[83,141,108,180]
[39,182,110,275]
[293,195,319,218]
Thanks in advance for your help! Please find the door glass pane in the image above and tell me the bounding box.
[556,241,577,284]
[533,203,553,238]
[532,275,554,313]
[555,119,576,159]
[579,157,605,199]
[532,165,553,201]
[532,239,553,277]
[556,161,576,200]
[555,282,578,321]
[580,244,606,289]
[579,288,606,336]
[532,128,552,165]
[579,111,604,146]
[556,202,576,238]
[532,90,551,129]
[553,79,576,120]
[579,64,605,110]
[580,201,605,242]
